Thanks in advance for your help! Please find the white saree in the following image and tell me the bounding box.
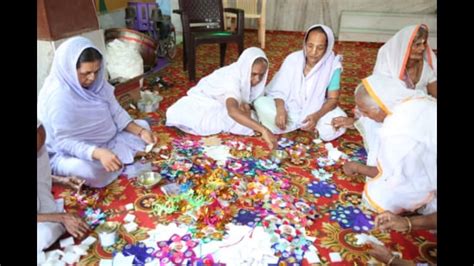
[361,75,437,215]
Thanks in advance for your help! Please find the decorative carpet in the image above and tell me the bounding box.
[50,30,437,265]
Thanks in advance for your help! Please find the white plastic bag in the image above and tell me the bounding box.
[105,39,144,80]
[137,90,163,113]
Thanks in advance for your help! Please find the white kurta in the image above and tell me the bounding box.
[254,24,346,141]
[360,75,437,215]
[166,47,269,136]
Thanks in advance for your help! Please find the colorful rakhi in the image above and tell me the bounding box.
[121,242,155,264]
[154,233,198,264]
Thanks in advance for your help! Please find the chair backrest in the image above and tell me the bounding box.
[178,0,225,31]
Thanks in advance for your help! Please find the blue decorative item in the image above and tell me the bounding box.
[307,181,338,198]
[329,205,375,232]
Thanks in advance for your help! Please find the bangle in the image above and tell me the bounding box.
[387,254,397,265]
[138,128,145,137]
[405,217,412,234]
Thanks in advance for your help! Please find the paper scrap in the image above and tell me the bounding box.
[124,222,138,233]
[81,236,97,246]
[329,252,342,262]
[125,203,135,211]
[59,237,75,248]
[124,213,136,223]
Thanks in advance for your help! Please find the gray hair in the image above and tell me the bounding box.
[253,57,268,67]
[415,25,428,43]
[354,82,380,110]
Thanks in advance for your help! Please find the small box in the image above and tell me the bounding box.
[113,75,147,109]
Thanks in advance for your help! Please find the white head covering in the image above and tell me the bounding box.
[362,74,436,153]
[42,36,111,101]
[188,47,269,104]
[302,24,338,76]
[236,47,269,103]
[373,24,437,82]
[361,74,426,115]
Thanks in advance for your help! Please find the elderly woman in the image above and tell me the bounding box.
[343,74,437,216]
[37,120,90,251]
[38,37,157,188]
[332,24,437,164]
[253,24,347,141]
[374,24,437,97]
[166,47,277,149]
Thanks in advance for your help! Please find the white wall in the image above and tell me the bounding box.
[171,0,435,40]
[98,9,126,29]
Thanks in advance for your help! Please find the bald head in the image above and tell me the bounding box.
[354,82,387,122]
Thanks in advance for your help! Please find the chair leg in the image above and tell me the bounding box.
[238,39,244,55]
[188,45,196,81]
[259,19,265,49]
[182,40,187,71]
[257,19,262,43]
[219,43,227,67]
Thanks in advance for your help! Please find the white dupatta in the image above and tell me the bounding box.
[188,47,269,105]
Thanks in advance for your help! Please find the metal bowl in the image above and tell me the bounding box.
[271,150,288,163]
[137,171,163,189]
[95,221,119,234]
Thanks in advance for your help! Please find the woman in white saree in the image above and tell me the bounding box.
[254,24,347,141]
[166,47,277,149]
[343,74,436,215]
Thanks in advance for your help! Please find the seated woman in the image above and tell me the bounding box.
[374,24,437,98]
[253,24,347,141]
[37,120,90,252]
[332,24,437,164]
[38,37,157,188]
[343,74,437,216]
[166,47,277,149]
[367,211,437,265]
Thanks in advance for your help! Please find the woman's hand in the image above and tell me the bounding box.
[301,113,319,132]
[93,148,122,172]
[140,129,157,145]
[275,107,288,130]
[367,241,393,264]
[331,116,355,130]
[375,211,410,233]
[61,213,90,238]
[58,176,86,193]
[343,161,361,177]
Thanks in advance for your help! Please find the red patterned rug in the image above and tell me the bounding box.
[50,30,437,265]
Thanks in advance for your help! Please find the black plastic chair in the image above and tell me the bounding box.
[174,0,244,81]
